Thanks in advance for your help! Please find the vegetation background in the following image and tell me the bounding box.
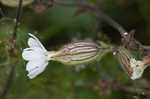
[0,0,150,99]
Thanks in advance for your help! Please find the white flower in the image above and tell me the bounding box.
[130,58,145,80]
[22,33,51,79]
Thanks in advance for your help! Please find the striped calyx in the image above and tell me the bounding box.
[118,47,133,76]
[51,42,102,65]
[118,47,146,80]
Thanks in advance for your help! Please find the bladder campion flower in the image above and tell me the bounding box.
[22,33,103,79]
[22,33,53,79]
[118,47,146,80]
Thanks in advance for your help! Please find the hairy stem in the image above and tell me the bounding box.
[52,1,127,37]
[49,1,150,53]
[0,0,23,99]
[0,64,15,99]
[12,0,23,42]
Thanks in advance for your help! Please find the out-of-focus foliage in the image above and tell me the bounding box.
[0,0,150,99]
[0,0,34,7]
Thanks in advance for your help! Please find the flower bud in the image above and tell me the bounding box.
[51,42,102,65]
[118,47,133,76]
[118,47,145,80]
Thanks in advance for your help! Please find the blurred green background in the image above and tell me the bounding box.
[0,0,150,99]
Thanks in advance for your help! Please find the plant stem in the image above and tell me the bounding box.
[0,0,23,99]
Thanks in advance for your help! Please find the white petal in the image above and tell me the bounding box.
[26,60,47,73]
[26,60,48,79]
[22,47,46,61]
[28,33,46,52]
[28,38,40,48]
